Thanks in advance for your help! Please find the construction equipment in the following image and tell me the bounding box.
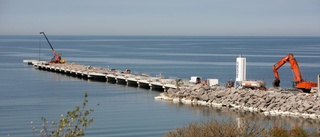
[189,76,202,84]
[225,79,234,88]
[241,80,266,90]
[225,80,266,90]
[272,53,316,92]
[40,32,66,63]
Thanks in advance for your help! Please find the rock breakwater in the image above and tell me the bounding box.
[155,84,320,119]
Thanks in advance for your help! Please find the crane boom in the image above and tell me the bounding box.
[40,32,65,63]
[40,32,55,54]
[272,53,316,92]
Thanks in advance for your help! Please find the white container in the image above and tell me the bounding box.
[207,79,219,86]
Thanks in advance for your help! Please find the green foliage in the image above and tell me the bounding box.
[175,78,183,86]
[31,92,98,137]
[175,78,184,91]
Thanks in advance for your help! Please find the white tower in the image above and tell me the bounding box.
[236,55,246,86]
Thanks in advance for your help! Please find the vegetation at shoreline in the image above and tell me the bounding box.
[165,117,319,137]
[31,92,98,137]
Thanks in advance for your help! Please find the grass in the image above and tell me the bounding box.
[165,117,320,137]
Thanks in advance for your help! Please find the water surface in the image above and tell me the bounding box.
[1,35,320,136]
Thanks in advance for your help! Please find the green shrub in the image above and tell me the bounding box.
[31,92,98,137]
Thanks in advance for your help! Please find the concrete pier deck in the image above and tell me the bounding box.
[24,60,181,91]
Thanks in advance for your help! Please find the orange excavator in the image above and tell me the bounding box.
[40,32,66,63]
[272,53,316,92]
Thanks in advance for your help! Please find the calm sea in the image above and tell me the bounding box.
[1,35,320,136]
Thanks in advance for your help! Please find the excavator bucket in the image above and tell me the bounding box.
[272,79,280,87]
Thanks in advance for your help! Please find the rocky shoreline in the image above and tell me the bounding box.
[155,84,320,120]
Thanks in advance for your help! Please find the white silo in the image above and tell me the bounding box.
[236,55,246,86]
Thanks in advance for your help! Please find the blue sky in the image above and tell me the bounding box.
[1,0,320,36]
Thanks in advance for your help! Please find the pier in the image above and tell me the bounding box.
[23,60,181,91]
[23,60,320,120]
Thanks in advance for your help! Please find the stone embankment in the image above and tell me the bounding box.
[155,84,320,120]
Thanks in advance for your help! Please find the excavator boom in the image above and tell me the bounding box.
[272,54,303,82]
[272,53,316,92]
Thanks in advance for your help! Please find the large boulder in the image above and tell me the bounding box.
[280,104,289,112]
[230,93,240,102]
[298,107,305,113]
[197,88,205,96]
[191,84,202,91]
[203,85,210,90]
[287,96,297,103]
[190,91,198,98]
[246,97,257,106]
[240,91,249,97]
[265,96,275,104]
[200,94,209,101]
[303,101,313,111]
[166,88,176,97]
[278,98,286,104]
[214,90,227,98]
[266,103,277,111]
[255,92,267,98]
